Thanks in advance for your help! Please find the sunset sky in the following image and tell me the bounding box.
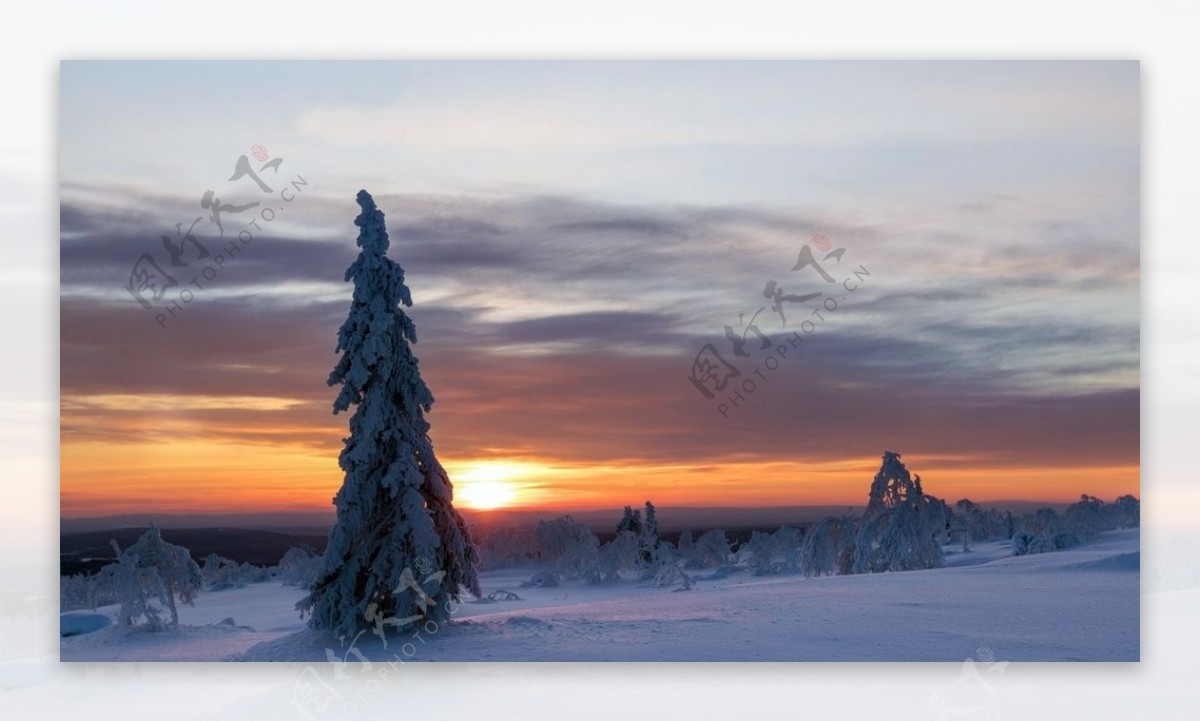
[59,61,1139,518]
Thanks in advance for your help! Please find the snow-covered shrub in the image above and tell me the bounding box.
[478,527,536,570]
[93,526,203,629]
[1011,530,1056,556]
[850,452,947,574]
[744,531,775,575]
[772,525,801,574]
[238,562,270,584]
[1011,495,1140,557]
[953,499,1012,550]
[798,516,856,576]
[1063,495,1106,539]
[740,528,799,576]
[534,516,601,581]
[592,530,640,583]
[1110,495,1140,528]
[1012,507,1067,556]
[1011,530,1035,556]
[677,530,695,558]
[1052,531,1081,550]
[201,553,244,590]
[276,546,323,588]
[651,562,694,590]
[686,528,732,568]
[1026,508,1060,538]
[60,574,93,612]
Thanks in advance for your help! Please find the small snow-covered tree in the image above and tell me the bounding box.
[1018,507,1061,542]
[1110,495,1140,528]
[640,501,662,568]
[688,528,732,568]
[479,527,537,570]
[277,546,323,588]
[299,191,481,638]
[745,531,776,575]
[616,505,642,535]
[594,530,641,583]
[772,525,801,574]
[651,560,694,590]
[94,526,202,628]
[954,499,984,551]
[798,516,856,576]
[850,452,947,574]
[534,516,600,580]
[1064,494,1107,539]
[677,530,695,558]
[60,574,96,612]
[1011,507,1063,555]
[201,552,243,589]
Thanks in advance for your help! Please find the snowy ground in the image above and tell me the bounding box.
[60,529,1139,662]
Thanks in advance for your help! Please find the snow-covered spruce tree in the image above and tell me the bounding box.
[850,451,948,574]
[639,501,662,572]
[299,190,481,638]
[616,505,643,535]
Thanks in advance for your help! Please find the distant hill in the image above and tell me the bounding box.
[60,527,328,576]
[60,512,335,535]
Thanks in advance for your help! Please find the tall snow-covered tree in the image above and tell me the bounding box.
[640,500,662,569]
[851,451,948,574]
[299,190,481,638]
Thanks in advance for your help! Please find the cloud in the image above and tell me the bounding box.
[60,184,1138,479]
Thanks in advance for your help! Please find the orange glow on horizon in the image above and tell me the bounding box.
[60,434,1139,518]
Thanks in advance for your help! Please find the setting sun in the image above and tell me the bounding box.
[457,481,517,510]
[450,460,537,509]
